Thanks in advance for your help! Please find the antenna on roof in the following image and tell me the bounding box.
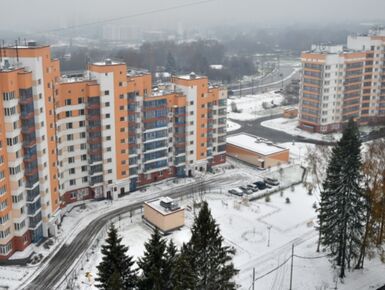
[15,40,19,63]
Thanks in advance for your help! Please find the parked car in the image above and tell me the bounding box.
[264,177,280,186]
[240,186,249,191]
[229,188,243,196]
[254,181,267,190]
[251,187,259,192]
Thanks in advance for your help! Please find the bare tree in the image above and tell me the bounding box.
[305,144,331,252]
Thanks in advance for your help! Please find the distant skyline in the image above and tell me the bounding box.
[2,0,385,34]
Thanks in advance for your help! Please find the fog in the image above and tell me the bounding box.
[2,0,385,33]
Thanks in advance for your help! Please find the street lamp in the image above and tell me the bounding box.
[267,225,272,247]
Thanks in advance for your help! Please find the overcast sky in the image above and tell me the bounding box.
[2,0,385,33]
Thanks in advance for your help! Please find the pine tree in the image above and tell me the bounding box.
[96,224,137,290]
[318,119,366,278]
[186,201,238,289]
[163,240,178,290]
[137,228,167,290]
[170,244,197,290]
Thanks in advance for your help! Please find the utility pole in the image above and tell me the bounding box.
[251,78,254,95]
[252,267,255,290]
[289,244,294,290]
[239,79,242,98]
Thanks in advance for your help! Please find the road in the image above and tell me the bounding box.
[23,173,241,290]
[230,113,385,146]
[228,65,300,96]
[229,114,335,145]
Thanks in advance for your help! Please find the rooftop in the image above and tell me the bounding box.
[227,133,288,156]
[145,197,184,215]
[176,72,205,80]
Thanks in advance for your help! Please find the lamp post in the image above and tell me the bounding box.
[267,225,272,247]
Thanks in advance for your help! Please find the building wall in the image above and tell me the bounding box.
[143,203,184,232]
[227,144,289,168]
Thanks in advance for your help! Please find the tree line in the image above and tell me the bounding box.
[96,201,238,290]
[53,39,256,83]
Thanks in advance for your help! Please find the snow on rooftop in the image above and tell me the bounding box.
[227,133,287,155]
[145,197,183,215]
[177,72,205,80]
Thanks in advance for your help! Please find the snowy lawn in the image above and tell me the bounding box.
[228,91,285,121]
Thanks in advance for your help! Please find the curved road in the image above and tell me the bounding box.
[229,114,335,146]
[23,174,238,290]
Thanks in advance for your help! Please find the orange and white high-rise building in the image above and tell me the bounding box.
[299,29,385,133]
[0,43,227,259]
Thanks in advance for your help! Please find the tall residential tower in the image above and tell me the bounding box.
[299,29,385,133]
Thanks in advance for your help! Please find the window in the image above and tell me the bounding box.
[69,168,75,174]
[69,179,76,186]
[68,157,75,163]
[78,97,84,104]
[65,111,72,117]
[79,109,85,115]
[67,134,73,141]
[82,177,88,183]
[79,121,85,127]
[81,166,87,172]
[66,123,73,129]
[104,90,109,96]
[105,114,110,118]
[81,155,87,161]
[105,102,110,107]
[65,99,72,105]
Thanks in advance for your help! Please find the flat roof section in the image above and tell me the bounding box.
[227,133,288,156]
[145,198,184,216]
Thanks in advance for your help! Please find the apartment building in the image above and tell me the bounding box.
[299,29,385,133]
[0,43,227,259]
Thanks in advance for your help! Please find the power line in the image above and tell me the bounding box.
[294,253,328,260]
[248,256,291,290]
[26,0,215,36]
[248,250,329,289]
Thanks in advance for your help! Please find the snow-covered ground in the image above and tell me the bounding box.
[227,120,241,132]
[261,117,343,141]
[73,181,385,290]
[2,155,384,290]
[228,91,285,121]
[66,160,383,290]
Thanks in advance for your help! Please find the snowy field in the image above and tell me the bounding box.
[228,91,285,121]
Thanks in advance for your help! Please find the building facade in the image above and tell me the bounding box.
[0,43,227,259]
[299,29,385,133]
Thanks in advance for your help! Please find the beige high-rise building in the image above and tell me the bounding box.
[299,29,385,133]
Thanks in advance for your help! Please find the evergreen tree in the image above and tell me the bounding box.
[96,224,137,290]
[137,228,167,290]
[163,240,178,290]
[170,244,197,290]
[186,201,238,289]
[318,119,366,278]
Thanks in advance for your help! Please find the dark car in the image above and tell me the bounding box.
[240,186,249,191]
[254,181,267,190]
